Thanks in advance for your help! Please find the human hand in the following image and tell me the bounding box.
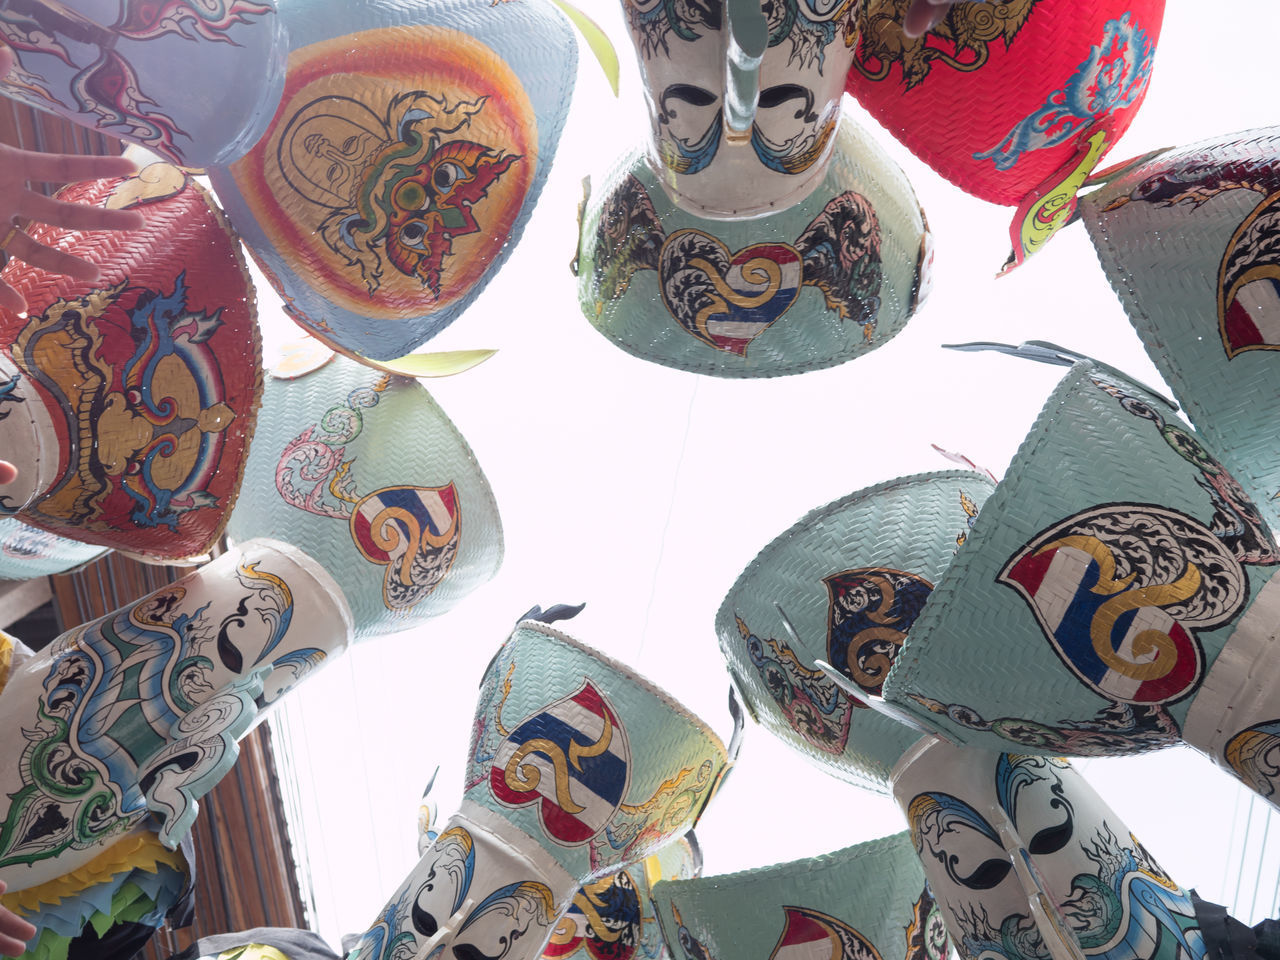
[0,44,146,314]
[0,462,15,485]
[903,0,958,37]
[0,882,36,957]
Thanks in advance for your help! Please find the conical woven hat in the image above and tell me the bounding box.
[226,353,502,640]
[0,519,106,580]
[1080,127,1280,535]
[463,620,731,883]
[718,471,995,789]
[0,1,283,166]
[846,0,1164,267]
[208,0,577,362]
[576,113,930,377]
[883,358,1280,756]
[650,832,943,960]
[0,171,262,562]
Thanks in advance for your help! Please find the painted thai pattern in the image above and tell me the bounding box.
[734,615,854,755]
[6,276,248,546]
[0,558,324,868]
[1224,719,1280,800]
[852,0,1040,88]
[998,503,1247,705]
[230,26,536,320]
[905,886,950,960]
[769,907,883,960]
[543,870,646,960]
[973,14,1153,171]
[0,0,271,162]
[275,376,461,613]
[910,755,1205,960]
[625,0,854,178]
[906,695,1181,755]
[592,176,883,355]
[943,820,1205,960]
[490,681,632,846]
[1099,158,1280,357]
[348,823,557,960]
[667,903,718,960]
[957,489,981,549]
[1091,375,1280,564]
[467,651,718,873]
[825,567,933,698]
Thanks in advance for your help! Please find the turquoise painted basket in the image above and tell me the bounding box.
[882,355,1280,757]
[463,620,732,882]
[344,620,732,960]
[225,354,503,640]
[650,832,944,960]
[0,0,284,167]
[575,112,930,378]
[0,518,106,580]
[718,471,995,789]
[207,0,577,362]
[1080,127,1280,534]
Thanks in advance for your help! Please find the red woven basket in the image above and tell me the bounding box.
[0,171,263,561]
[846,0,1165,268]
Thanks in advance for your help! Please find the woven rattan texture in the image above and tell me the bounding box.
[577,115,927,378]
[651,831,931,960]
[0,176,262,562]
[0,518,106,580]
[884,361,1280,754]
[225,354,503,640]
[464,622,729,883]
[207,0,577,362]
[1081,127,1280,536]
[846,0,1165,207]
[718,471,996,789]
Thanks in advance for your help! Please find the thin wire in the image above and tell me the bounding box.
[1233,792,1257,917]
[1251,805,1272,921]
[636,377,699,658]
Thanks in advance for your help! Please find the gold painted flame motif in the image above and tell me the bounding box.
[504,710,615,814]
[1035,534,1202,682]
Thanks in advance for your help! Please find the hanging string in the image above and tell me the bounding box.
[1233,792,1257,918]
[636,377,699,659]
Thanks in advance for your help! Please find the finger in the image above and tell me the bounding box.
[902,0,949,36]
[0,462,17,484]
[0,279,27,315]
[15,190,146,232]
[0,930,34,958]
[4,228,102,282]
[1,144,138,186]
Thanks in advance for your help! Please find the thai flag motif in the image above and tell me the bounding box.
[350,482,460,612]
[997,505,1247,706]
[491,681,631,846]
[1222,276,1280,354]
[769,907,881,960]
[1001,539,1200,703]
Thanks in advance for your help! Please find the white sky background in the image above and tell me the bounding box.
[254,0,1280,946]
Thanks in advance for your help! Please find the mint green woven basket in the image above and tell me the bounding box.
[225,354,503,640]
[464,621,732,883]
[1081,126,1280,535]
[718,471,996,789]
[650,832,943,960]
[883,358,1280,756]
[576,112,929,378]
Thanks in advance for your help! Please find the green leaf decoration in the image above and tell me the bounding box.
[551,0,620,96]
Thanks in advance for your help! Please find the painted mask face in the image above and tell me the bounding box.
[385,141,522,296]
[412,827,476,939]
[447,882,558,960]
[894,743,1206,960]
[622,0,858,217]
